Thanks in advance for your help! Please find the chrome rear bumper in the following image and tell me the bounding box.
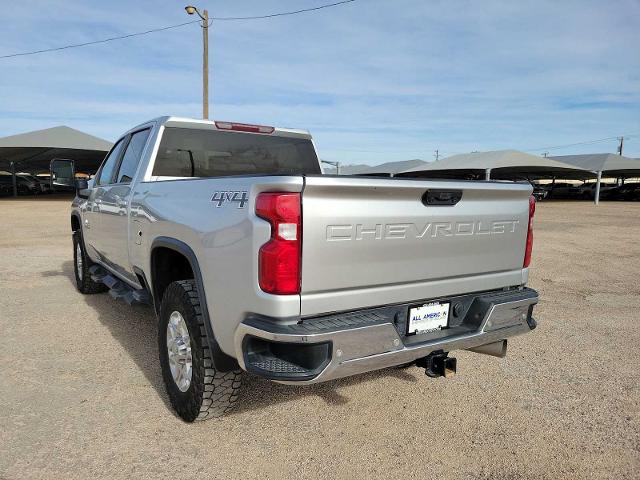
[234,288,538,384]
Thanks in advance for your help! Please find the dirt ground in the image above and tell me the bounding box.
[0,197,638,480]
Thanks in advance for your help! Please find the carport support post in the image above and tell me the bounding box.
[485,168,491,180]
[10,161,17,197]
[594,170,602,205]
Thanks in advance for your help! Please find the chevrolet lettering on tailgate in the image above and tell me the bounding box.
[325,220,520,241]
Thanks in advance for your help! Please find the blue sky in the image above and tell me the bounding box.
[1,0,639,163]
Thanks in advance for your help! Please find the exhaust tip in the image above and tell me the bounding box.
[468,339,508,358]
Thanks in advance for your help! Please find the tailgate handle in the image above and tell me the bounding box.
[422,189,462,206]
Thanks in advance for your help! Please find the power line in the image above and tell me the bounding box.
[212,0,356,21]
[524,133,639,153]
[0,20,200,59]
[0,0,357,60]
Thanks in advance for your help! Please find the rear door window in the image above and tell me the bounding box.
[95,139,125,186]
[152,127,320,177]
[115,128,151,184]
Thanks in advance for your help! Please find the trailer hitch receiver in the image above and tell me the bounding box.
[416,351,457,378]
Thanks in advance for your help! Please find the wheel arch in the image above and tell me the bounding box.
[71,213,81,232]
[150,236,239,372]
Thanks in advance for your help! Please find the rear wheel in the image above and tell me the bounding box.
[158,280,243,422]
[73,231,108,294]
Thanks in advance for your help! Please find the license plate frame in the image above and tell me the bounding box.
[407,301,450,336]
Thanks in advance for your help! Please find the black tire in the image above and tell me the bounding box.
[73,230,108,294]
[159,280,243,422]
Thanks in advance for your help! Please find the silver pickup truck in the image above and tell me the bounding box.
[60,116,538,422]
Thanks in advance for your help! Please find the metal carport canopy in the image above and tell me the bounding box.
[0,126,112,197]
[549,154,640,205]
[396,149,593,180]
[0,126,112,173]
[550,154,640,178]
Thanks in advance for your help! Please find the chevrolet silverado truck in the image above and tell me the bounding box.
[58,117,538,422]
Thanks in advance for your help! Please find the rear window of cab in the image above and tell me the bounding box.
[153,127,321,178]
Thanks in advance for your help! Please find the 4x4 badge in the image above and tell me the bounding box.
[211,191,249,208]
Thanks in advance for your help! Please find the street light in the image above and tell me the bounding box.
[185,5,210,119]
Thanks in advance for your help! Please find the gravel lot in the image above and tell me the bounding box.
[1,197,638,480]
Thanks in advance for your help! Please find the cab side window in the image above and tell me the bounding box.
[95,139,125,186]
[115,129,151,184]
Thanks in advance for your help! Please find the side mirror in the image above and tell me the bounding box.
[75,178,91,199]
[50,158,75,191]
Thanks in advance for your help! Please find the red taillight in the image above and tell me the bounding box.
[256,192,301,295]
[523,195,535,267]
[215,121,274,134]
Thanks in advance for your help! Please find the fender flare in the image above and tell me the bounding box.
[71,212,81,231]
[150,236,239,372]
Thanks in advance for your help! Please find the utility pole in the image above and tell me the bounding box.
[542,152,548,158]
[617,136,624,156]
[321,160,341,175]
[202,9,209,119]
[185,5,210,119]
[434,149,439,161]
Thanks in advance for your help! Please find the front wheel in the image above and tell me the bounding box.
[73,231,108,294]
[158,280,243,422]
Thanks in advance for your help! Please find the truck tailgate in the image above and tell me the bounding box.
[300,176,531,310]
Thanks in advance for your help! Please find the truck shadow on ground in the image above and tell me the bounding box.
[45,261,419,418]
